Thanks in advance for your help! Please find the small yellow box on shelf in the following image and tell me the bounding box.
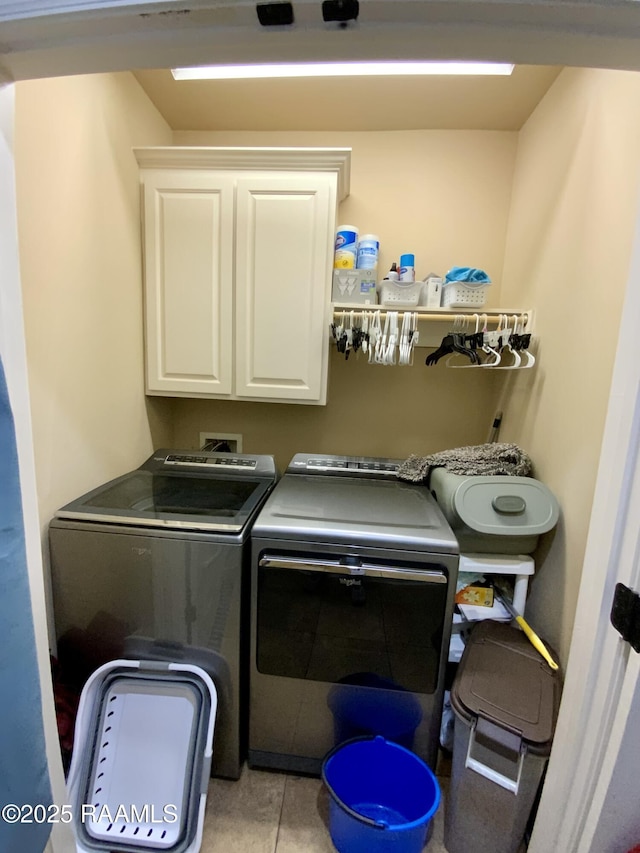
[455,584,495,608]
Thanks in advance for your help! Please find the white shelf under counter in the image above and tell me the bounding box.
[458,553,535,613]
[449,553,535,663]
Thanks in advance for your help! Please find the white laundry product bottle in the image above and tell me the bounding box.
[334,225,359,269]
[356,234,380,270]
[386,262,399,282]
[399,253,415,282]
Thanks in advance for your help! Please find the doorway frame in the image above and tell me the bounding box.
[3,5,640,851]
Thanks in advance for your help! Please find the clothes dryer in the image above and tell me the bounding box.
[249,453,459,775]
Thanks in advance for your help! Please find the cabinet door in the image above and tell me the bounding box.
[234,173,336,404]
[142,170,235,397]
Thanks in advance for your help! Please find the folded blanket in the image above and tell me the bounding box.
[397,442,532,483]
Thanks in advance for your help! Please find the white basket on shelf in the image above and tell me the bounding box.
[441,280,490,309]
[380,279,422,307]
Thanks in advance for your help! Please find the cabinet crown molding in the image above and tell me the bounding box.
[134,146,351,200]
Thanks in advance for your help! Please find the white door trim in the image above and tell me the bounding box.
[2,6,640,850]
[528,174,640,853]
[0,83,74,853]
[4,1,640,81]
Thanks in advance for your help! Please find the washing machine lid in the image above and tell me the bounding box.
[252,473,459,553]
[68,659,217,853]
[55,449,277,533]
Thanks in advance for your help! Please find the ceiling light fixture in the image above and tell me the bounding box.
[171,61,515,81]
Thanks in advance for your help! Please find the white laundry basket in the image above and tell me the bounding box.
[441,281,490,309]
[380,280,422,307]
[67,659,217,853]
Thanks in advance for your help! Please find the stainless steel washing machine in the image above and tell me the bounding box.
[49,448,277,779]
[248,453,459,775]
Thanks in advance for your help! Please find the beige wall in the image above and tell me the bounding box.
[15,70,640,670]
[174,129,515,307]
[499,68,640,662]
[171,349,503,472]
[171,129,516,468]
[14,72,174,533]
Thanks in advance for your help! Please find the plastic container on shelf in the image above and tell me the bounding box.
[332,270,377,304]
[421,276,443,308]
[386,262,399,282]
[380,280,422,307]
[322,736,441,853]
[441,280,490,308]
[356,234,380,270]
[399,254,415,282]
[334,225,359,269]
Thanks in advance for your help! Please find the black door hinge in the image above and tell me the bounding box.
[256,2,294,26]
[610,582,640,653]
[322,0,359,23]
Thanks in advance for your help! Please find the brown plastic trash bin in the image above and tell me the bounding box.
[444,621,562,853]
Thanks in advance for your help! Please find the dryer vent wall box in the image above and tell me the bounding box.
[200,432,243,453]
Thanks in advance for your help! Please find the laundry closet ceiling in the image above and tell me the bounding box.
[133,64,561,131]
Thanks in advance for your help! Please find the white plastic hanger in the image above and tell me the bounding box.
[399,312,412,365]
[397,312,419,365]
[494,314,521,369]
[382,311,399,365]
[361,311,369,355]
[409,312,419,364]
[369,311,382,363]
[478,314,501,367]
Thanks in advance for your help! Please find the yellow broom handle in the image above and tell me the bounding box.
[515,615,559,670]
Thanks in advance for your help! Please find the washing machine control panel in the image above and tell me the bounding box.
[143,450,277,478]
[287,453,400,477]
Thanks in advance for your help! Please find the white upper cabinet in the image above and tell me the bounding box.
[234,174,333,402]
[141,168,235,397]
[135,147,351,405]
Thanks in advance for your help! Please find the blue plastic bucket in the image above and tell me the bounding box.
[322,736,440,853]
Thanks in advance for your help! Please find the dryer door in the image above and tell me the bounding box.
[249,545,455,774]
[256,553,448,693]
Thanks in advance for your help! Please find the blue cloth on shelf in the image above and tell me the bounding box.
[445,266,491,284]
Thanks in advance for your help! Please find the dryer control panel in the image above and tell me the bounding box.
[164,453,257,469]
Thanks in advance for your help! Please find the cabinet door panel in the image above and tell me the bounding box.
[235,174,335,403]
[143,171,234,396]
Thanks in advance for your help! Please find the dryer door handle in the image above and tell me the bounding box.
[259,555,447,584]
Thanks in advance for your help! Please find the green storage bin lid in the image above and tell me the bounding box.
[431,470,559,538]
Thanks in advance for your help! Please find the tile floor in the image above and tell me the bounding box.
[201,762,450,853]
